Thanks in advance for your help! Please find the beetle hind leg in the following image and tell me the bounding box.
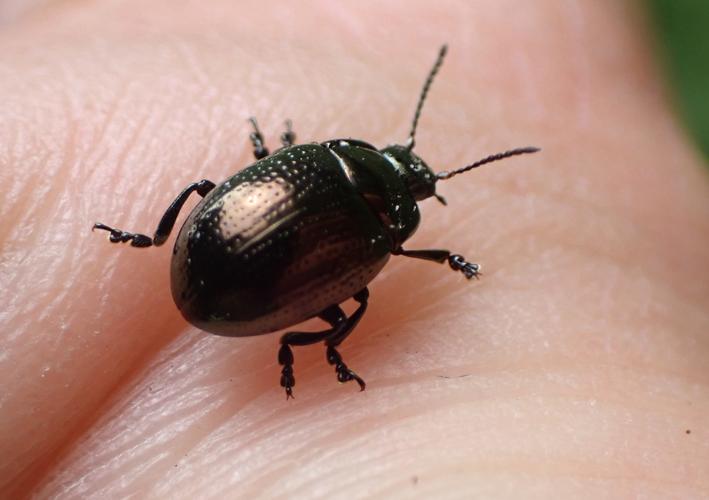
[93,179,215,248]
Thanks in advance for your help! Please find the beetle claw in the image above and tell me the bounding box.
[351,372,366,391]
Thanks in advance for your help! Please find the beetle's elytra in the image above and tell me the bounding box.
[94,46,539,398]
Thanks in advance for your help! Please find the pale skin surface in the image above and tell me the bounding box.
[1,0,708,498]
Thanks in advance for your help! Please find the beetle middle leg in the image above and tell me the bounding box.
[248,117,270,159]
[278,288,369,398]
[280,119,296,147]
[278,307,344,399]
[93,179,215,247]
[324,288,368,391]
[393,247,481,279]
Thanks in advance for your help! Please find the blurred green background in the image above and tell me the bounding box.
[649,0,709,160]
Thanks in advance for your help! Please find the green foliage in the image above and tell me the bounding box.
[649,0,709,160]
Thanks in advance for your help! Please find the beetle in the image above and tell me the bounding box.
[93,45,539,398]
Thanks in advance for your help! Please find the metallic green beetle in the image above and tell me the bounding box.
[94,46,539,398]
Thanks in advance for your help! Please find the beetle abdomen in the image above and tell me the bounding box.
[171,144,391,337]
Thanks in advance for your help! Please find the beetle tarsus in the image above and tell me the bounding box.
[327,346,366,391]
[448,254,481,280]
[92,223,153,247]
[278,344,296,399]
[280,368,295,399]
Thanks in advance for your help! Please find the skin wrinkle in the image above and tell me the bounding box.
[0,130,20,223]
[80,336,340,492]
[565,0,593,129]
[84,81,131,186]
[0,0,707,498]
[224,394,660,491]
[59,369,259,496]
[0,148,45,247]
[30,328,180,496]
[502,173,709,304]
[52,262,704,496]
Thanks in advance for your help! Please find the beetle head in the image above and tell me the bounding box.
[381,144,439,202]
[397,45,540,205]
[384,143,540,205]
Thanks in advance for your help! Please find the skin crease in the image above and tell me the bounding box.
[0,0,708,498]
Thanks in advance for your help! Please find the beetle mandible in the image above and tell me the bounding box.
[93,46,539,398]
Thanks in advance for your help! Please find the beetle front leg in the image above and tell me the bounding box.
[93,179,215,247]
[448,254,481,279]
[393,247,481,279]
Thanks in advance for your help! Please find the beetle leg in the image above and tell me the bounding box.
[326,346,366,391]
[278,305,347,399]
[93,179,215,248]
[324,288,369,346]
[448,254,482,280]
[248,117,270,159]
[280,119,296,147]
[393,247,481,280]
[277,290,369,397]
[324,288,369,392]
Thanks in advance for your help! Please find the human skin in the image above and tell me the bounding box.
[1,0,708,498]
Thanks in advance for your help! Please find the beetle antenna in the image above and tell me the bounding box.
[406,44,448,151]
[436,147,540,181]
